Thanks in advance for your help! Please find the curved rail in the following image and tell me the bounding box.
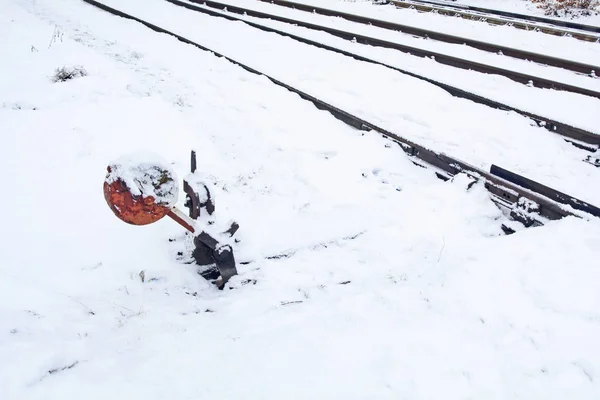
[183,0,600,99]
[79,0,600,223]
[172,0,600,146]
[167,0,600,147]
[254,0,599,75]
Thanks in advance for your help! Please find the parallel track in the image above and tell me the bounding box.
[254,0,599,76]
[80,0,600,223]
[388,0,600,42]
[168,0,600,147]
[184,0,600,100]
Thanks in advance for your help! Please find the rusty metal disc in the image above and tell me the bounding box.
[103,155,179,226]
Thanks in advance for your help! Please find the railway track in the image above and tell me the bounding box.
[183,0,600,100]
[387,0,600,42]
[254,0,598,76]
[81,0,600,227]
[164,0,600,148]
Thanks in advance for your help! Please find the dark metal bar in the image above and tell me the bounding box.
[186,0,600,99]
[255,0,599,75]
[169,0,600,146]
[81,0,598,222]
[183,180,201,219]
[190,149,197,173]
[490,164,600,217]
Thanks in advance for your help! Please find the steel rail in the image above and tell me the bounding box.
[168,0,600,147]
[387,0,600,42]
[491,165,600,216]
[80,0,600,222]
[183,0,600,99]
[253,0,599,76]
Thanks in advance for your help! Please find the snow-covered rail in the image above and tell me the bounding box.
[388,0,600,42]
[252,0,598,75]
[81,0,600,225]
[164,0,600,147]
[182,0,600,100]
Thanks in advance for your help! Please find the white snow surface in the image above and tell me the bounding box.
[1,0,600,399]
[106,152,179,205]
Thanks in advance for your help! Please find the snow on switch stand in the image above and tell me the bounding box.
[103,151,239,289]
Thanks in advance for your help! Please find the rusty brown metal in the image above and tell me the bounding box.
[104,164,198,232]
[103,170,170,226]
[167,208,196,233]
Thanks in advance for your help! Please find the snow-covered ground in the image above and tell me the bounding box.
[1,0,600,399]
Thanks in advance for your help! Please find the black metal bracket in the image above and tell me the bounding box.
[183,150,215,219]
[585,155,600,168]
[183,150,239,289]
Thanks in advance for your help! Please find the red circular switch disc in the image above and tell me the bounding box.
[103,154,179,226]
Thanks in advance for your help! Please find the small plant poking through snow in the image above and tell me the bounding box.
[48,25,64,49]
[52,66,87,83]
